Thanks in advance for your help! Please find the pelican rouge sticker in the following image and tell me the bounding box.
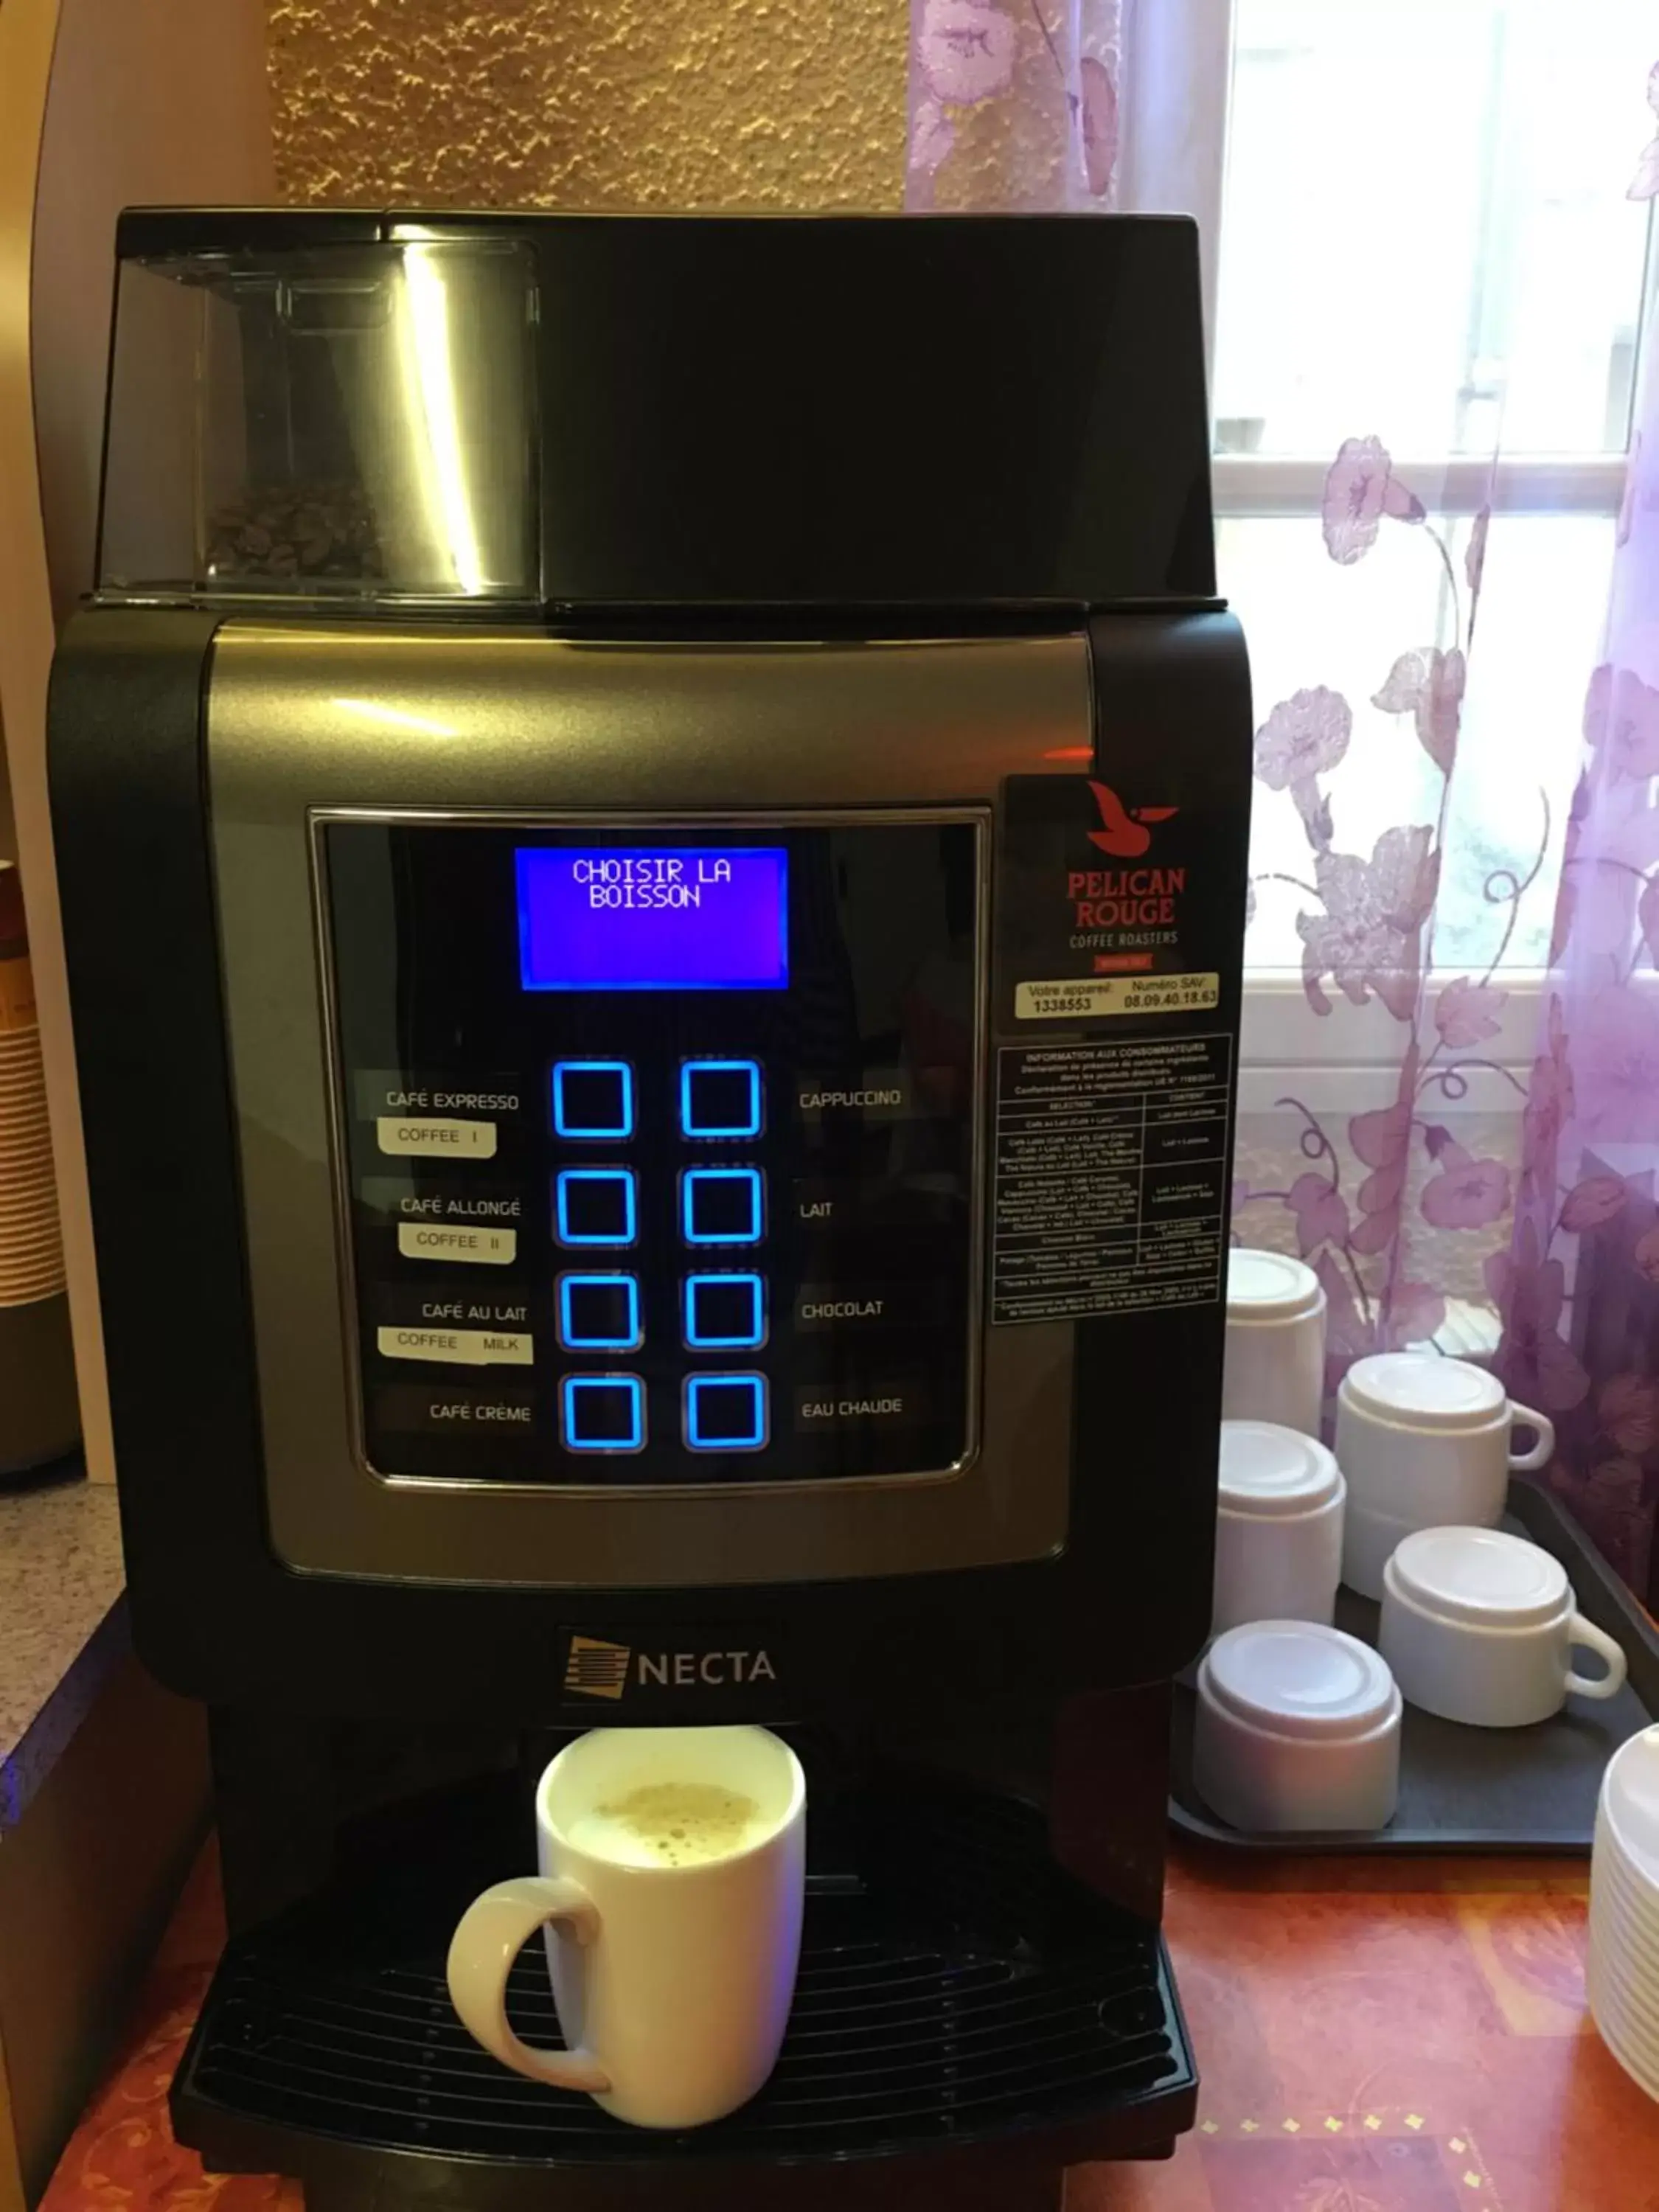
[995,776,1229,1028]
[1085,779,1180,858]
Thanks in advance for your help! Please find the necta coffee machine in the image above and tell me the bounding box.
[49,211,1250,2209]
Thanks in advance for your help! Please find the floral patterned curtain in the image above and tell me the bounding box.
[906,0,1122,210]
[1498,156,1659,1596]
[906,22,1659,1599]
[1232,450,1514,1376]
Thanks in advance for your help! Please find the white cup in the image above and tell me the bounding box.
[447,1725,805,2129]
[1335,1353,1554,1598]
[1339,1495,1425,1607]
[1213,1420,1346,1636]
[1194,1620,1402,1832]
[1222,1249,1326,1437]
[1378,1526,1627,1728]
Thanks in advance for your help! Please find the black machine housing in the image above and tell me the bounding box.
[49,211,1251,2207]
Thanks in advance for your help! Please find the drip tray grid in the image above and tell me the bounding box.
[174,1782,1194,2199]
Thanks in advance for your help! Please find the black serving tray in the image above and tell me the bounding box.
[1170,1478,1659,1855]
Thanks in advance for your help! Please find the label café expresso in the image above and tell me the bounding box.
[381,1088,522,1114]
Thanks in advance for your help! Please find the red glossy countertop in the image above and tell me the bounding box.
[41,1839,1659,2212]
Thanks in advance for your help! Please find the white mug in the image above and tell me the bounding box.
[1194,1620,1402,1833]
[1213,1420,1346,1636]
[1339,1494,1425,1607]
[1222,1249,1326,1438]
[1379,1526,1627,1728]
[1335,1353,1554,1598]
[447,1725,805,2129]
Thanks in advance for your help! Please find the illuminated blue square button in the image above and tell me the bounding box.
[552,1061,634,1140]
[684,1373,768,1453]
[681,1166,764,1246]
[684,1273,766,1351]
[561,1373,645,1453]
[555,1169,637,1247]
[558,1274,643,1352]
[681,1060,763,1141]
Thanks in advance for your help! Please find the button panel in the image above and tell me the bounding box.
[557,1273,643,1352]
[327,817,980,1487]
[681,1166,765,1247]
[397,1221,518,1266]
[685,1373,769,1453]
[555,1169,638,1248]
[684,1273,766,1351]
[377,1115,498,1160]
[681,1059,763,1140]
[796,1378,930,1433]
[793,1281,917,1332]
[378,1382,536,1435]
[376,1324,534,1366]
[793,1068,914,1126]
[561,1374,647,1453]
[552,1061,635,1141]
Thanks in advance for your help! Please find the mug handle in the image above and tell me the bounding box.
[1565,1615,1629,1703]
[446,1875,611,2092]
[1506,1400,1555,1472]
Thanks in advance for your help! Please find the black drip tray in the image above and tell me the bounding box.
[173,1781,1194,2207]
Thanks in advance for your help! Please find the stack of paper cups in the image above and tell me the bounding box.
[1588,1725,1659,2103]
[0,867,63,1304]
[0,863,77,1479]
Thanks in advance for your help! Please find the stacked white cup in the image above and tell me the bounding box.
[1587,1725,1659,2104]
[1194,1621,1402,1833]
[1334,1352,1554,1599]
[1222,1249,1326,1437]
[1213,1420,1346,1636]
[1378,1526,1627,1728]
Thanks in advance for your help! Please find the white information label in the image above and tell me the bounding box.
[992,1033,1231,1324]
[378,1116,498,1159]
[1014,973,1220,1022]
[376,1325,534,1366]
[397,1222,518,1266]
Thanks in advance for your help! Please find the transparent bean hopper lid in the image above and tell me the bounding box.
[93,209,1219,611]
[97,234,539,608]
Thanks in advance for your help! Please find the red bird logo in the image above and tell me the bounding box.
[1088,780,1179,858]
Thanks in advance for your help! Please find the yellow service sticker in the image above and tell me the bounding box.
[1014,972,1220,1021]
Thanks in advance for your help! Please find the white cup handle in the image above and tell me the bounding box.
[446,1874,611,2091]
[1564,1613,1628,1703]
[1506,1400,1555,1471]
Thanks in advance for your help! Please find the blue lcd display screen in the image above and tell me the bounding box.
[516,847,790,992]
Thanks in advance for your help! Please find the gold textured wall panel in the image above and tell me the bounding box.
[268,0,908,209]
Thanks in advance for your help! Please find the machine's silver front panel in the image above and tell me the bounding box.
[208,625,1088,1587]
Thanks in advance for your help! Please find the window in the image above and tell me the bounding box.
[1204,0,1658,991]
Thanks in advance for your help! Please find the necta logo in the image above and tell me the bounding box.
[1087,779,1179,858]
[563,1634,777,1698]
[564,1636,630,1700]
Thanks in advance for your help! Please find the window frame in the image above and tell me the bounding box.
[1178,0,1657,1055]
[1214,455,1630,521]
[1194,0,1659,462]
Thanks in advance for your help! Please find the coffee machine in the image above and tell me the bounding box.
[49,210,1250,2209]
